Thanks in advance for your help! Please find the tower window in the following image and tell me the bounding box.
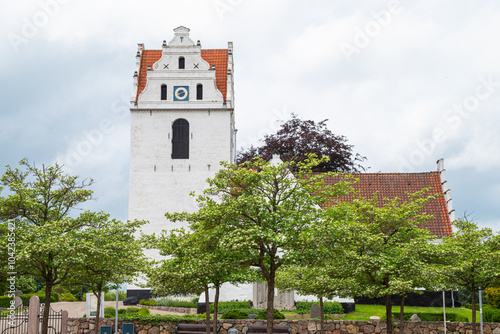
[172,119,189,159]
[179,57,185,69]
[161,84,167,100]
[196,84,203,100]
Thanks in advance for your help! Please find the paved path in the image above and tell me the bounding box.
[50,301,184,318]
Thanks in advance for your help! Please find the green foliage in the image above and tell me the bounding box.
[436,218,500,331]
[118,314,203,322]
[0,296,13,308]
[255,309,285,320]
[59,292,77,302]
[104,307,116,315]
[296,301,344,314]
[210,300,251,312]
[153,297,198,308]
[104,291,127,301]
[137,308,150,315]
[20,292,59,306]
[485,287,500,309]
[125,307,141,313]
[140,299,157,306]
[221,309,250,319]
[14,276,38,294]
[483,305,500,322]
[392,312,468,322]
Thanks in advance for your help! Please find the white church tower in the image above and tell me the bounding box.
[128,27,236,296]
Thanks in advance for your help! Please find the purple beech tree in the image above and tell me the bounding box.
[237,113,366,172]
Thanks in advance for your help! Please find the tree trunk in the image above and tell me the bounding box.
[400,295,405,334]
[385,294,393,334]
[205,285,211,334]
[267,277,275,334]
[320,296,324,334]
[471,290,476,334]
[95,289,102,334]
[41,283,53,334]
[213,283,220,334]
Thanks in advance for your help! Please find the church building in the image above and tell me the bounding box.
[127,27,455,309]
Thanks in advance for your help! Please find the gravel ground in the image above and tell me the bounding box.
[49,301,183,318]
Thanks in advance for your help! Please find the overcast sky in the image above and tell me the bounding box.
[1,0,499,232]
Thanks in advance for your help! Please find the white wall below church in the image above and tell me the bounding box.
[199,283,254,303]
[129,109,234,253]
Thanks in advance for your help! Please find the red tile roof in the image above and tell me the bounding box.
[322,172,452,237]
[135,49,229,103]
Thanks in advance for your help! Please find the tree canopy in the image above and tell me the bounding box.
[434,217,500,334]
[0,159,94,334]
[163,154,352,334]
[67,211,147,330]
[317,189,437,334]
[237,113,366,172]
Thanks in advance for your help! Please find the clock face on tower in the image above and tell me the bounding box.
[174,86,189,101]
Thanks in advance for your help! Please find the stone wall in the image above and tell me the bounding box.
[67,318,500,334]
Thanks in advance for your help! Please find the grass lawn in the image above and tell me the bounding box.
[339,305,479,321]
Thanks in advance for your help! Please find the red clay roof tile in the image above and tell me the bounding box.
[322,172,453,237]
[135,49,228,103]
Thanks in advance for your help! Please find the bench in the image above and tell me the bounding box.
[246,325,290,334]
[175,323,220,334]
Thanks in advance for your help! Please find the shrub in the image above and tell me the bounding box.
[20,292,58,306]
[139,299,157,306]
[137,308,150,315]
[484,305,500,322]
[296,301,344,315]
[465,303,480,310]
[255,309,285,320]
[153,297,198,308]
[126,306,141,313]
[118,309,126,315]
[104,307,116,316]
[221,309,250,319]
[60,292,77,302]
[392,312,468,322]
[210,300,252,313]
[0,296,14,308]
[485,287,500,309]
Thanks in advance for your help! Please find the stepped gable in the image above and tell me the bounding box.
[135,49,229,103]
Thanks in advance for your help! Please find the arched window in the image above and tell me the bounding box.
[178,57,185,69]
[161,84,167,100]
[196,84,203,100]
[172,119,189,159]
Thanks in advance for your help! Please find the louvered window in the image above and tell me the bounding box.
[161,85,167,100]
[172,119,189,159]
[196,84,203,100]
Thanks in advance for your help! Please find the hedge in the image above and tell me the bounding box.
[296,301,344,315]
[221,309,250,319]
[484,305,500,322]
[392,312,468,322]
[0,296,14,308]
[20,292,59,306]
[210,301,252,313]
[255,309,285,320]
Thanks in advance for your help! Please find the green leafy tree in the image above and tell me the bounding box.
[67,211,147,330]
[325,190,437,334]
[172,154,352,334]
[276,265,338,334]
[146,227,254,334]
[0,159,93,334]
[435,218,500,334]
